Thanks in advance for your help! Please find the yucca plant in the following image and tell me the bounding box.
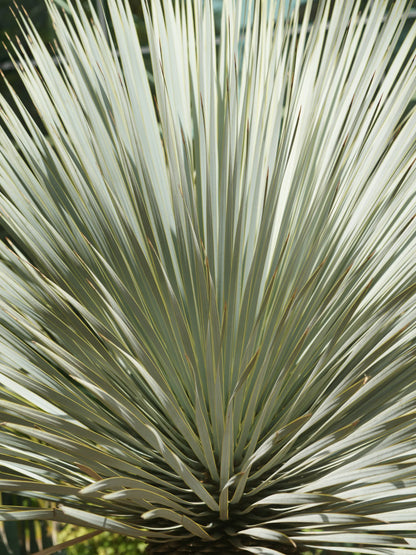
[0,0,415,553]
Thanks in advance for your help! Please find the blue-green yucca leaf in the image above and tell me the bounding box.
[0,0,416,553]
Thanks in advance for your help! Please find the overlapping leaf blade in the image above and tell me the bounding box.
[0,0,415,552]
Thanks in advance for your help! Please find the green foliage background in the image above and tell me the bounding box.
[58,526,146,555]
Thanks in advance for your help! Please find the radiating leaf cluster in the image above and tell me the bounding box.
[0,0,415,553]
